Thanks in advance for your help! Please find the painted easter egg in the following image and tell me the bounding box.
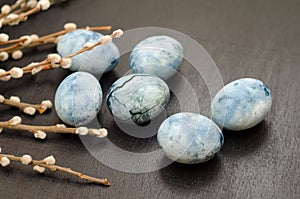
[129,36,183,80]
[55,72,103,126]
[107,74,170,125]
[211,78,272,131]
[157,112,224,164]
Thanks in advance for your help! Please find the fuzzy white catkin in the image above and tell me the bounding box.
[10,96,21,103]
[9,116,22,125]
[0,95,5,103]
[0,51,9,61]
[99,35,112,45]
[38,0,51,11]
[12,50,23,60]
[10,67,23,78]
[64,23,77,31]
[23,107,36,115]
[90,128,108,138]
[0,33,9,42]
[95,128,108,138]
[0,69,6,74]
[7,14,20,25]
[51,63,60,68]
[33,165,45,173]
[112,29,124,38]
[1,76,11,81]
[7,13,18,20]
[21,155,32,165]
[48,53,61,63]
[76,127,89,135]
[84,42,94,48]
[0,156,10,167]
[41,100,52,108]
[0,69,11,81]
[1,5,11,15]
[30,34,39,42]
[56,124,66,128]
[43,156,55,165]
[26,0,38,8]
[99,128,108,137]
[19,35,31,46]
[34,131,47,139]
[31,65,43,75]
[60,58,72,69]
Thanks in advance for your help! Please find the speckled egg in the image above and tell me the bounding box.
[129,36,184,80]
[211,78,272,131]
[157,112,224,164]
[106,74,170,125]
[55,72,103,126]
[57,30,119,76]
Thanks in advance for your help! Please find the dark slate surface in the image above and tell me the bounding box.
[0,0,299,198]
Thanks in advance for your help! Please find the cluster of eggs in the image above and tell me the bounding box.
[54,30,272,164]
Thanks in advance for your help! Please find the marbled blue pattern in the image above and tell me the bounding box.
[106,74,170,125]
[55,72,103,126]
[157,112,224,164]
[129,36,184,80]
[57,30,119,76]
[211,78,272,131]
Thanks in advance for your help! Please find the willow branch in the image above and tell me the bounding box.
[0,116,108,139]
[0,94,52,115]
[0,151,110,186]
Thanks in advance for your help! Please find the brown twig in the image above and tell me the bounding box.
[0,116,108,139]
[0,94,52,115]
[0,151,110,186]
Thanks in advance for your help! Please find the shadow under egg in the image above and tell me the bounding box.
[221,120,270,157]
[159,155,222,190]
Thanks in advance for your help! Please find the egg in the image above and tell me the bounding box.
[211,78,272,131]
[129,35,183,80]
[106,74,170,125]
[55,72,103,126]
[157,112,224,164]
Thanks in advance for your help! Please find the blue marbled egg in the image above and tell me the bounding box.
[211,78,272,131]
[106,74,170,125]
[55,72,103,126]
[129,36,184,80]
[57,30,119,76]
[157,112,224,164]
